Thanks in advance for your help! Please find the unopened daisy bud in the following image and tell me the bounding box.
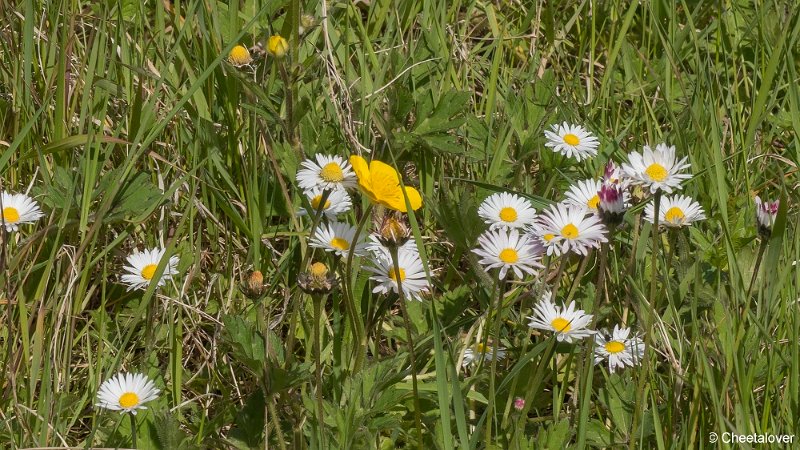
[241,270,267,299]
[513,397,525,411]
[597,182,627,226]
[754,196,779,238]
[227,44,253,67]
[298,262,337,295]
[378,213,411,249]
[267,35,289,58]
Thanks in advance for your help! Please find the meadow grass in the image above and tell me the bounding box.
[0,0,798,448]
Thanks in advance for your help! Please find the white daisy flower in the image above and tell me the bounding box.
[297,187,352,219]
[530,203,607,256]
[296,154,356,191]
[309,221,368,257]
[565,179,602,212]
[121,248,180,291]
[1,191,45,232]
[593,325,645,373]
[644,194,705,228]
[544,122,600,161]
[462,342,506,367]
[96,372,160,415]
[754,196,779,234]
[527,291,594,343]
[478,192,537,230]
[365,248,430,301]
[621,143,691,194]
[472,228,544,280]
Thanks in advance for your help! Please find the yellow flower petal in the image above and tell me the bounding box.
[348,155,423,212]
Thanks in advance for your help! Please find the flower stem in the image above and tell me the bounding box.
[129,413,137,448]
[389,246,423,449]
[485,278,506,447]
[312,293,326,448]
[343,204,372,374]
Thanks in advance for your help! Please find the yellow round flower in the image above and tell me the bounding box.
[227,45,253,66]
[349,155,422,213]
[267,35,289,58]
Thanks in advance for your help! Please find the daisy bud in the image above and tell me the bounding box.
[267,35,289,58]
[513,397,525,411]
[754,196,779,238]
[597,182,627,226]
[298,262,337,295]
[227,44,253,67]
[377,213,411,249]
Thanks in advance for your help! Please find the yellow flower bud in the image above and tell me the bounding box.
[267,35,289,58]
[227,45,253,67]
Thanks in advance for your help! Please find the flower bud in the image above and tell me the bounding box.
[377,213,411,249]
[755,195,779,238]
[267,35,289,58]
[298,262,337,295]
[513,397,525,411]
[227,45,253,67]
[241,270,267,299]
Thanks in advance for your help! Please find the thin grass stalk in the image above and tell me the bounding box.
[343,204,372,373]
[389,245,423,450]
[312,293,326,448]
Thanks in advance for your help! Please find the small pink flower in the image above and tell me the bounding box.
[513,397,525,411]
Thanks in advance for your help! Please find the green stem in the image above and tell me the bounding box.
[129,413,137,449]
[389,246,423,450]
[312,294,326,448]
[485,277,506,447]
[745,238,768,301]
[344,204,373,374]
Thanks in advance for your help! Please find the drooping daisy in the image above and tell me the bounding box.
[297,187,352,219]
[544,122,600,161]
[296,154,356,191]
[644,194,705,228]
[527,291,594,343]
[96,372,160,415]
[478,192,537,230]
[621,143,691,194]
[593,325,645,373]
[366,234,418,259]
[472,228,544,280]
[565,179,602,212]
[121,248,180,291]
[227,45,253,67]
[754,195,779,236]
[462,342,506,367]
[1,191,45,232]
[365,248,430,301]
[309,221,367,257]
[530,203,607,256]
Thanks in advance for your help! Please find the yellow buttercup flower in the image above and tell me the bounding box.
[349,155,422,212]
[267,35,289,58]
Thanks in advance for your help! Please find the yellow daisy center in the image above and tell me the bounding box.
[561,223,579,239]
[605,340,625,354]
[388,267,406,282]
[140,264,158,280]
[474,342,487,353]
[664,206,685,224]
[330,237,350,250]
[587,195,600,210]
[118,392,140,408]
[2,207,20,223]
[499,207,518,222]
[499,248,519,263]
[310,262,329,278]
[311,195,332,210]
[563,133,580,146]
[320,162,344,182]
[543,233,555,242]
[645,163,668,182]
[551,317,571,333]
[228,45,252,65]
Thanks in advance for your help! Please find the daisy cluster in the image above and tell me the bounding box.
[465,123,737,373]
[298,153,430,301]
